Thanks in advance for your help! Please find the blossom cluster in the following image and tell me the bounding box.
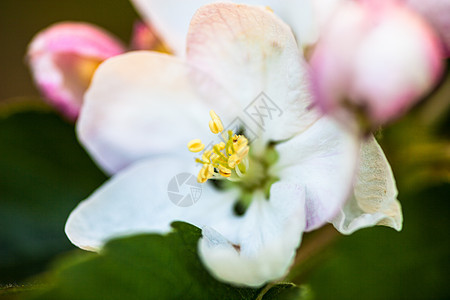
[25,0,448,287]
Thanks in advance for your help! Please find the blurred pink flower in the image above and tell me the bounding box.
[310,0,444,129]
[130,21,161,51]
[402,0,450,57]
[27,22,126,120]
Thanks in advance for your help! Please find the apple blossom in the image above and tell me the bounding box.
[403,0,450,57]
[310,0,444,129]
[27,22,126,120]
[361,0,450,57]
[66,3,402,287]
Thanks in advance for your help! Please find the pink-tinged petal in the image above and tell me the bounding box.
[332,135,403,234]
[351,3,444,124]
[187,3,318,146]
[131,0,320,53]
[405,0,450,57]
[78,51,236,174]
[27,22,125,120]
[199,182,306,287]
[310,1,444,127]
[271,117,360,231]
[130,21,160,51]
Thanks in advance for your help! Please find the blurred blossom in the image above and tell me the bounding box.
[310,0,444,130]
[130,21,166,51]
[403,0,450,57]
[65,3,402,287]
[27,22,126,120]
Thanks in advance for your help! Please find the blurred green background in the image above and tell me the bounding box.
[0,1,449,299]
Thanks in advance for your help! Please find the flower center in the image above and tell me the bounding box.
[188,110,279,215]
[188,110,250,183]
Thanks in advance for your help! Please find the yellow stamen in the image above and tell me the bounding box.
[189,111,250,183]
[218,165,231,177]
[228,154,239,169]
[209,110,224,134]
[187,139,205,153]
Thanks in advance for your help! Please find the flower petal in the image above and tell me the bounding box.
[271,117,359,231]
[78,51,234,174]
[131,0,319,54]
[186,3,318,144]
[332,135,403,234]
[27,22,125,120]
[65,156,239,251]
[405,0,450,57]
[350,3,443,124]
[131,0,213,55]
[199,182,306,287]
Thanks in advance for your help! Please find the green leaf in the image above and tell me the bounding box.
[26,222,306,300]
[31,223,247,299]
[0,109,107,282]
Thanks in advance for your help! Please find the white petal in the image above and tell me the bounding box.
[199,182,306,287]
[271,117,359,232]
[186,3,319,144]
[78,51,234,174]
[332,135,403,234]
[131,0,318,54]
[65,156,240,251]
[131,0,212,55]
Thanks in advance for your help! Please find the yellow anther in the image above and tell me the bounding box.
[209,110,224,134]
[228,154,239,168]
[233,136,248,153]
[197,171,207,183]
[187,139,205,153]
[197,164,214,183]
[218,165,231,177]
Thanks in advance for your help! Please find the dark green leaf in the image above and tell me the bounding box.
[28,222,260,300]
[0,109,107,282]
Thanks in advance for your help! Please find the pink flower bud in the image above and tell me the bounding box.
[130,21,159,51]
[404,0,450,57]
[27,22,125,120]
[310,1,444,129]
